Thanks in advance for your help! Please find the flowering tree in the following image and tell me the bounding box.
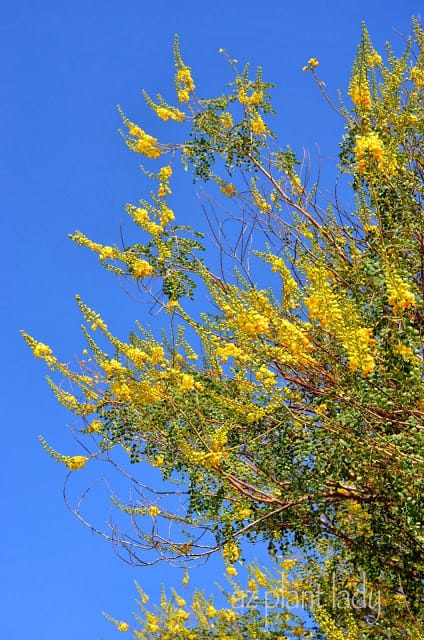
[23,22,424,639]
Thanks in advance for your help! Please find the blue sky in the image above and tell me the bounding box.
[2,1,421,638]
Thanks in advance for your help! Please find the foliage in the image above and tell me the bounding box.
[23,21,424,639]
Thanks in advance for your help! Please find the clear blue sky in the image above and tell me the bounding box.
[2,1,421,638]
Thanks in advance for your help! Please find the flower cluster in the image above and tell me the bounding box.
[175,66,195,103]
[127,123,162,158]
[142,90,186,122]
[349,75,372,110]
[215,342,247,364]
[384,269,416,314]
[66,455,89,471]
[302,57,319,71]
[238,88,263,106]
[250,112,266,137]
[32,341,52,358]
[410,66,424,88]
[158,165,172,199]
[220,112,233,128]
[354,131,397,175]
[220,182,237,198]
[305,265,375,376]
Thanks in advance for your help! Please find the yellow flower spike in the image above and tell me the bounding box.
[349,75,372,110]
[251,113,266,137]
[175,67,195,103]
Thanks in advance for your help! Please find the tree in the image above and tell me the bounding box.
[23,20,424,639]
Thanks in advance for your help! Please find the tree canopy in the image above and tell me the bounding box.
[23,20,424,639]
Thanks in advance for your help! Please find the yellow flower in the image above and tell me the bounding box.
[251,113,266,137]
[220,183,237,198]
[354,132,388,173]
[176,66,195,103]
[129,127,162,158]
[159,165,172,181]
[236,506,252,520]
[281,558,297,571]
[216,343,246,363]
[159,204,175,227]
[308,58,319,68]
[393,342,414,360]
[385,272,416,314]
[157,183,171,199]
[87,419,102,433]
[33,342,52,358]
[152,456,164,467]
[65,455,89,471]
[238,89,263,106]
[99,246,115,260]
[155,106,185,122]
[220,112,233,128]
[117,622,129,632]
[128,124,143,136]
[349,75,372,110]
[174,594,186,607]
[176,609,190,622]
[222,541,240,563]
[182,570,190,587]
[368,51,382,66]
[148,505,160,517]
[221,609,237,623]
[226,565,238,577]
[131,259,154,279]
[248,578,258,592]
[180,373,195,392]
[410,66,424,87]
